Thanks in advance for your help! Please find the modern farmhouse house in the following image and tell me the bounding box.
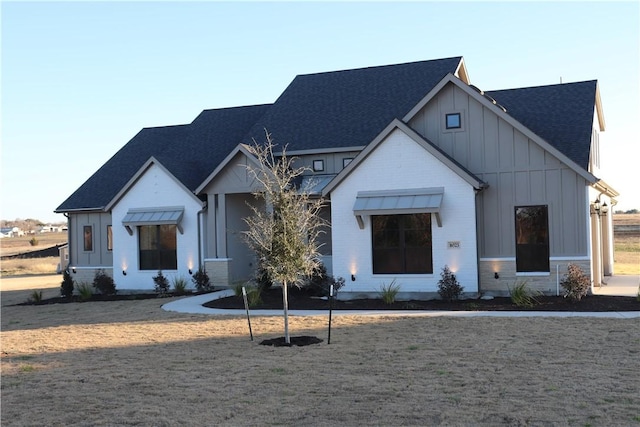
[56,56,618,297]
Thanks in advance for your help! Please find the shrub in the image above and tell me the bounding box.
[60,269,75,298]
[153,270,170,296]
[254,263,273,290]
[28,290,43,303]
[437,265,464,301]
[76,282,93,301]
[191,267,212,292]
[246,285,263,307]
[93,269,116,295]
[379,279,400,305]
[172,276,188,295]
[29,237,39,246]
[560,264,591,302]
[508,281,539,307]
[301,264,345,297]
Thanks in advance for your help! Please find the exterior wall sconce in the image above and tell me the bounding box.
[351,274,356,281]
[188,269,193,275]
[72,267,76,274]
[122,269,127,276]
[494,272,499,279]
[591,198,609,216]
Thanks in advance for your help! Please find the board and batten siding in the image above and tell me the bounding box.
[408,82,590,259]
[68,212,113,268]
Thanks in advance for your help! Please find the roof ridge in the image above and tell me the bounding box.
[487,79,597,93]
[295,56,463,78]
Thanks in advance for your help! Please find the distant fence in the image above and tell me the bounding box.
[0,244,65,260]
[614,225,640,234]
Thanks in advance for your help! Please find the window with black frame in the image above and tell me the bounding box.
[372,213,433,274]
[515,205,549,272]
[138,225,177,270]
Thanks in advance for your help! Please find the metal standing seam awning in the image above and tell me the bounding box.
[352,187,444,229]
[122,207,185,235]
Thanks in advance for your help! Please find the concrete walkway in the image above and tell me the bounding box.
[163,276,640,319]
[592,274,639,297]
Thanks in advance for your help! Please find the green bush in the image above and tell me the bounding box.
[76,282,93,301]
[93,269,116,295]
[191,267,212,292]
[301,264,345,297]
[379,279,400,304]
[508,281,539,307]
[60,269,75,298]
[560,264,590,302]
[437,265,464,301]
[172,276,188,295]
[153,270,170,296]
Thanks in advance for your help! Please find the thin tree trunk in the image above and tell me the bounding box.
[282,280,290,344]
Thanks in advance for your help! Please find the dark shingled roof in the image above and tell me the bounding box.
[487,80,597,169]
[55,105,270,212]
[57,57,599,213]
[242,57,463,150]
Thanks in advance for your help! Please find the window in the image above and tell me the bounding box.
[83,226,93,251]
[515,206,549,272]
[372,213,432,274]
[445,113,461,129]
[313,159,324,172]
[343,157,353,168]
[139,225,177,270]
[107,225,113,251]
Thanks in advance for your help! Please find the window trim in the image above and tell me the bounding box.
[443,110,465,133]
[371,213,433,275]
[107,225,113,252]
[83,225,93,252]
[514,205,550,273]
[138,224,178,271]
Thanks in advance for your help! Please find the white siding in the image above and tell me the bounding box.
[111,163,203,290]
[331,128,479,295]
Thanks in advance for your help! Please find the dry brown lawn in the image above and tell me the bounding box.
[1,276,640,426]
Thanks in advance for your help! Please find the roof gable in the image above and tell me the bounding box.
[486,81,600,170]
[323,118,486,196]
[404,74,597,183]
[242,57,464,151]
[56,104,270,212]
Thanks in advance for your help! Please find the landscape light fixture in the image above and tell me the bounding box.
[72,267,76,274]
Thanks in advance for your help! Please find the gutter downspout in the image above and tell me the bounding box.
[197,203,208,270]
[63,212,72,273]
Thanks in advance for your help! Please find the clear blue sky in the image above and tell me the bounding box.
[2,1,638,223]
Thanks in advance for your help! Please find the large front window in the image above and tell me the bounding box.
[139,225,177,270]
[372,213,432,274]
[515,205,549,272]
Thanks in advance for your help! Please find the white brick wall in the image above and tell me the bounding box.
[330,128,479,295]
[112,163,203,291]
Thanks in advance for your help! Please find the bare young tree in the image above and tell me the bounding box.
[242,132,326,344]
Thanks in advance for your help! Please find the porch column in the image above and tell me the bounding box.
[590,211,603,287]
[601,211,613,276]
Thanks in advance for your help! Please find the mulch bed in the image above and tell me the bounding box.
[205,286,640,312]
